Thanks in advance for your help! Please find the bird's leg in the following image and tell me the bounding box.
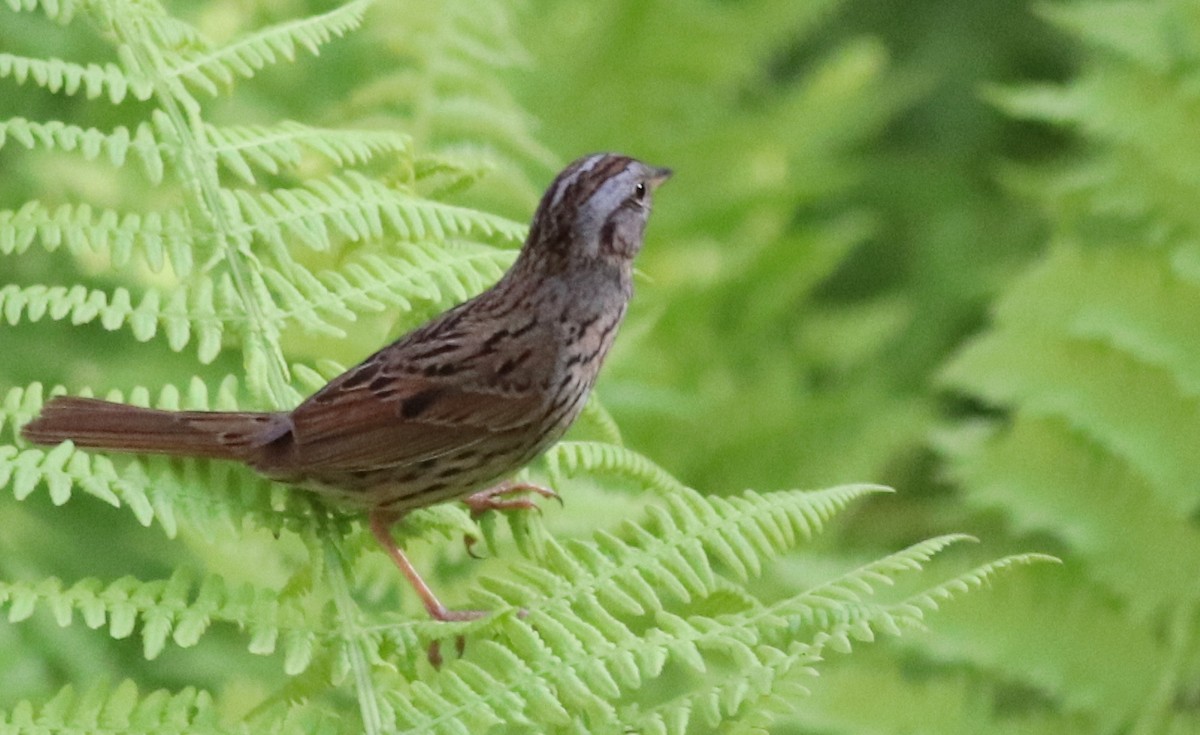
[464,480,562,518]
[368,508,487,622]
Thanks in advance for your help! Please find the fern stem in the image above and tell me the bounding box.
[104,12,294,408]
[323,525,385,735]
[101,8,391,731]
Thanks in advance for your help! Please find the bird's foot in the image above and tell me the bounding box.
[464,480,562,518]
[462,481,561,559]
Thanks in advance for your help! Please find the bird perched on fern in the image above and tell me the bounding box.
[23,152,671,620]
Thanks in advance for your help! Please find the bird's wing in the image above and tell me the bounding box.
[278,313,557,473]
[284,381,547,472]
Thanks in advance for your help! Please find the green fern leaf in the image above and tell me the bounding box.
[256,241,513,341]
[162,0,374,95]
[0,52,144,102]
[207,121,411,184]
[0,678,339,734]
[0,567,334,664]
[227,173,525,257]
[542,441,687,495]
[0,118,164,180]
[377,485,889,733]
[0,200,193,274]
[939,413,1200,617]
[943,324,1200,513]
[935,3,1200,729]
[1037,2,1178,71]
[0,281,233,362]
[5,0,81,23]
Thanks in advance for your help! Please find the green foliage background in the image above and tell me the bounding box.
[0,0,1192,733]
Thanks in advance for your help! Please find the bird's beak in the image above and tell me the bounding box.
[648,166,673,189]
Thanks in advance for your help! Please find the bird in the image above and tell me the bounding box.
[22,152,671,621]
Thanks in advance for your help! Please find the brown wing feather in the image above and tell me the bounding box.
[274,305,556,473]
[283,383,546,472]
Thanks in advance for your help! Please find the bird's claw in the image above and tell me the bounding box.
[462,481,560,557]
[463,533,483,559]
[464,481,562,519]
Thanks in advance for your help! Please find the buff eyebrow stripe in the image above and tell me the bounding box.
[548,154,603,208]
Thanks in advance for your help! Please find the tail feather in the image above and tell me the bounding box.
[21,396,288,462]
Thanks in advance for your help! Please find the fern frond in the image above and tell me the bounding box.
[919,566,1165,731]
[939,413,1200,616]
[781,534,979,611]
[991,245,1200,396]
[207,121,411,184]
[746,537,991,659]
[4,0,81,23]
[624,639,821,735]
[228,172,526,256]
[5,376,246,417]
[343,0,554,210]
[262,242,512,338]
[0,383,49,441]
[379,484,891,734]
[897,553,1062,618]
[942,325,1200,513]
[0,681,218,735]
[989,31,1200,239]
[0,379,173,523]
[0,245,511,360]
[985,81,1085,127]
[0,1,1041,731]
[542,441,686,495]
[0,280,234,361]
[650,556,1058,733]
[633,558,1057,735]
[936,5,1200,729]
[794,647,1099,735]
[0,117,164,180]
[1037,1,1178,71]
[0,679,339,735]
[0,52,145,102]
[0,569,325,664]
[469,485,890,620]
[0,438,293,535]
[1,443,122,509]
[3,380,238,438]
[395,495,1030,735]
[0,200,192,274]
[574,397,623,446]
[660,484,893,582]
[162,0,374,95]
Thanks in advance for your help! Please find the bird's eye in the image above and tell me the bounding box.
[634,182,647,200]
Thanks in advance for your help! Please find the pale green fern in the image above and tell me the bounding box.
[0,1,1047,733]
[925,1,1200,733]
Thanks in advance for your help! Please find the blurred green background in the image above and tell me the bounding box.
[3,0,1199,732]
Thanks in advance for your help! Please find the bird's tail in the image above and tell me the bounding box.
[21,396,286,461]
